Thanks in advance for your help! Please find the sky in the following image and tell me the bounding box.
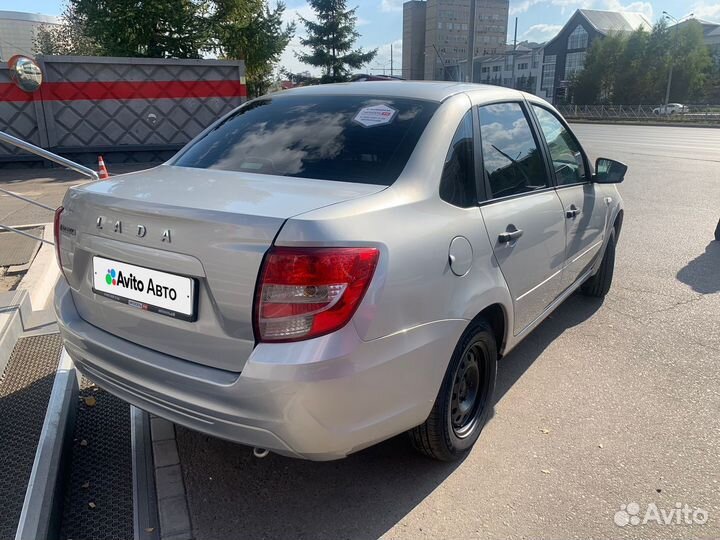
[2,0,719,75]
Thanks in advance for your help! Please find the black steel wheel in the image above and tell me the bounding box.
[409,320,497,461]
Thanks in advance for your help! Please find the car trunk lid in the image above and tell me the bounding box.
[59,165,385,372]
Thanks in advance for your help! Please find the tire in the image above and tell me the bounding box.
[409,320,497,461]
[582,228,616,298]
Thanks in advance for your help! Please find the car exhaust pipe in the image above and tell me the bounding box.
[253,447,270,459]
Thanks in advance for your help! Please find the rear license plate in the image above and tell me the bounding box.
[92,256,196,321]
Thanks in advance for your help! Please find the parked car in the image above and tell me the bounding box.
[653,103,687,115]
[54,83,626,461]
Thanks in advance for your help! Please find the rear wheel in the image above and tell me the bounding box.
[582,228,616,298]
[409,320,497,461]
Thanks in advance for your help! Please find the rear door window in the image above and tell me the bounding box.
[439,110,476,208]
[174,95,439,186]
[478,102,550,200]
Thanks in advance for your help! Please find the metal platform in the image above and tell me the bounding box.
[0,333,62,538]
[59,377,133,540]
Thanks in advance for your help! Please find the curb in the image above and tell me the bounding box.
[150,417,193,540]
[1,224,59,370]
[15,349,79,540]
[17,224,59,312]
[0,289,30,378]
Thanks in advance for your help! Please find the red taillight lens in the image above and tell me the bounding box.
[53,206,64,271]
[255,247,379,342]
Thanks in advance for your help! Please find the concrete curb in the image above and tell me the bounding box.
[1,224,59,369]
[15,349,80,540]
[0,289,30,377]
[150,417,193,540]
[17,224,59,312]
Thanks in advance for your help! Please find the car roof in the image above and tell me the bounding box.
[274,81,527,103]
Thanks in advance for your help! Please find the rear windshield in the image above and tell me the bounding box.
[173,95,438,185]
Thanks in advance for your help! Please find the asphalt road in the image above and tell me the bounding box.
[174,123,720,539]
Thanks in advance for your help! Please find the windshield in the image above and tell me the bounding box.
[173,94,438,185]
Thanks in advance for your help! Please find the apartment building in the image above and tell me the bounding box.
[465,42,544,95]
[0,10,60,61]
[401,0,510,81]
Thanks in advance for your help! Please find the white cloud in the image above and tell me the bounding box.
[510,0,592,16]
[510,0,652,18]
[602,0,653,20]
[690,1,720,20]
[380,0,404,13]
[520,23,563,42]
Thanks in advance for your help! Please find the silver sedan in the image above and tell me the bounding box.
[54,82,625,461]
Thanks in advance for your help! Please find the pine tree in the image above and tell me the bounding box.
[297,0,376,83]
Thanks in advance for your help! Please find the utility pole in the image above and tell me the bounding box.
[511,17,518,89]
[390,42,394,77]
[466,0,477,82]
[662,11,692,105]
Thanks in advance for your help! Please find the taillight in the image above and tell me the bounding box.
[254,247,379,342]
[53,206,64,274]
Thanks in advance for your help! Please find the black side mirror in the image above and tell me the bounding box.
[594,158,627,184]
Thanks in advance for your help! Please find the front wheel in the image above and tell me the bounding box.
[409,320,497,461]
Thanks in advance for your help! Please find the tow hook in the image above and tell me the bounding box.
[253,447,270,458]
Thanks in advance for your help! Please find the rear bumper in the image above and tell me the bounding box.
[55,280,465,460]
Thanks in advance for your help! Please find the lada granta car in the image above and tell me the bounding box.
[54,82,626,461]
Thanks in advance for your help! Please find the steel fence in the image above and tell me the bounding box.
[557,104,720,122]
[0,56,246,165]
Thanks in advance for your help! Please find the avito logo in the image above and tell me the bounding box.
[105,267,177,300]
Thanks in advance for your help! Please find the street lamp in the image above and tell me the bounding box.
[662,11,693,106]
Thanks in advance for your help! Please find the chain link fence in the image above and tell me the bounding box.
[557,104,720,123]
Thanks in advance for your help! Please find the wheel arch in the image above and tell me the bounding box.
[613,208,624,240]
[468,303,508,358]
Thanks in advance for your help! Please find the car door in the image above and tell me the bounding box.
[477,102,567,335]
[529,103,607,290]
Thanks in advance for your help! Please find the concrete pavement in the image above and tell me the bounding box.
[174,123,720,539]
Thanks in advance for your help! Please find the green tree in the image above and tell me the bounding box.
[297,0,376,83]
[33,3,101,56]
[213,1,295,97]
[70,0,210,58]
[572,21,713,105]
[665,20,713,102]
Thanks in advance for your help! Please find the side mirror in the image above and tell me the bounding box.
[8,55,43,93]
[594,157,627,184]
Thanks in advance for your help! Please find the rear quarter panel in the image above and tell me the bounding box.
[275,94,514,349]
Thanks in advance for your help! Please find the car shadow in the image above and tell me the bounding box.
[676,241,720,294]
[175,293,605,540]
[494,293,604,403]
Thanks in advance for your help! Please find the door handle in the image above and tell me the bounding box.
[498,228,523,243]
[566,205,580,219]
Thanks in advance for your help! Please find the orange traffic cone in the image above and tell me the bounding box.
[98,155,109,180]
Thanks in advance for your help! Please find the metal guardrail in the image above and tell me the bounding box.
[557,104,720,122]
[0,130,99,246]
